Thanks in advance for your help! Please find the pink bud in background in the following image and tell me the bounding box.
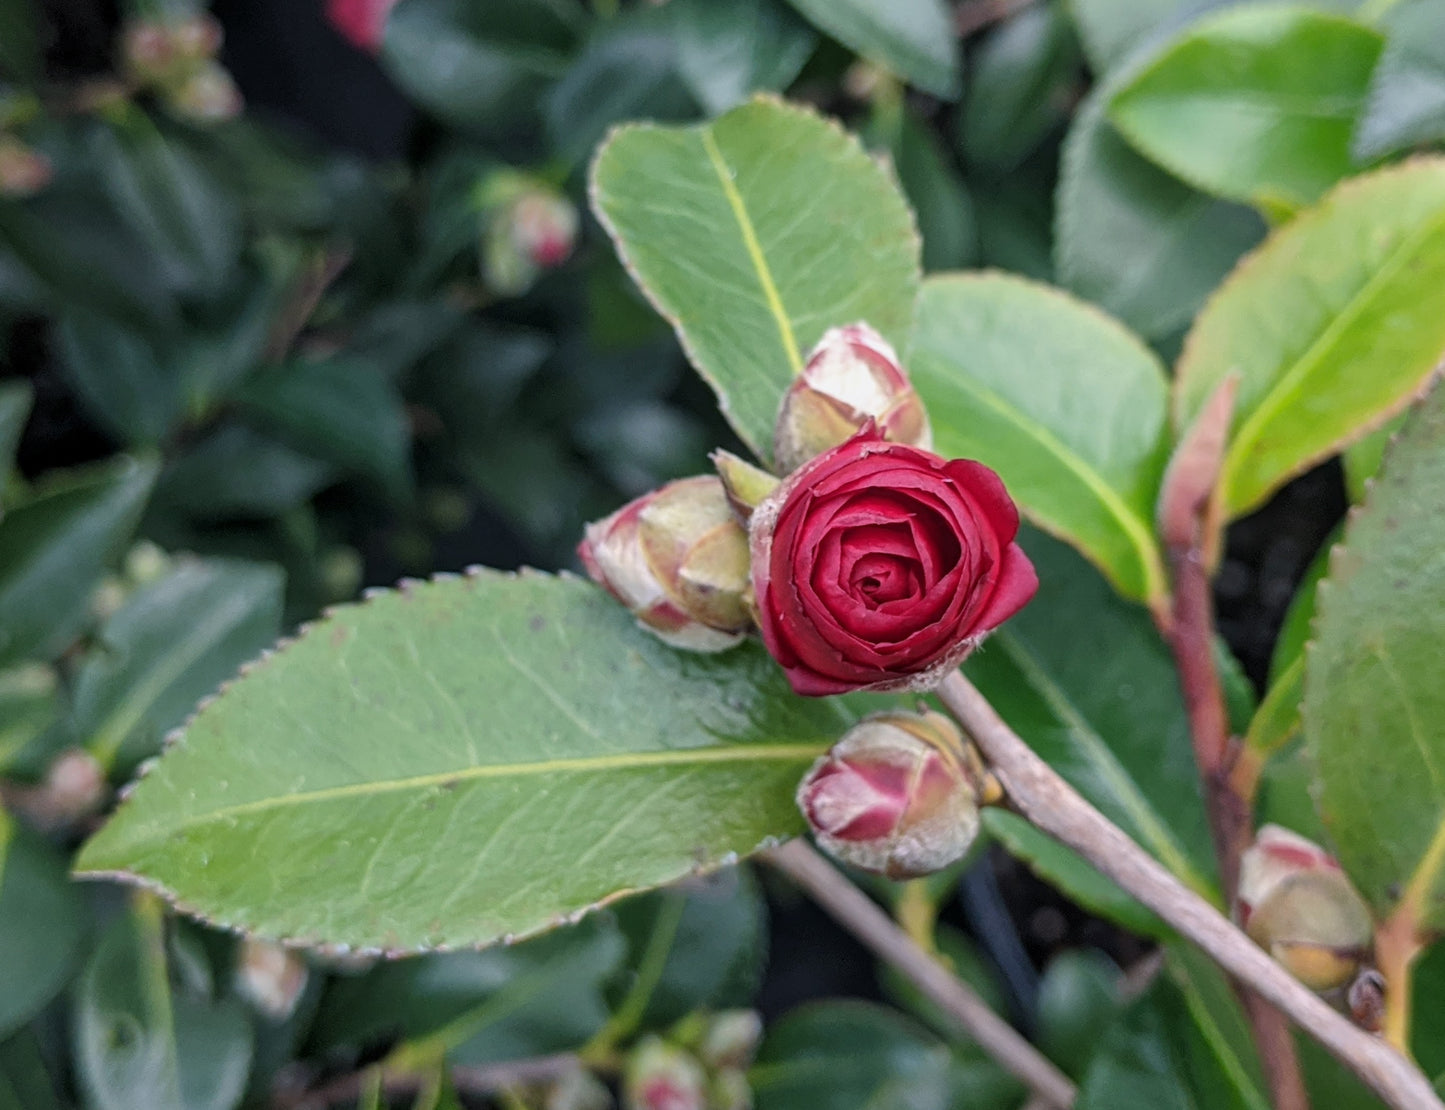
[773,323,931,474]
[580,476,752,653]
[624,1037,707,1110]
[798,710,994,879]
[235,938,309,1020]
[0,138,52,198]
[483,187,579,296]
[327,0,398,53]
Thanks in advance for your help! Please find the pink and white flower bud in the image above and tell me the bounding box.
[580,476,751,653]
[624,1037,707,1110]
[121,21,175,82]
[170,15,225,60]
[235,938,309,1020]
[797,710,992,879]
[773,323,932,474]
[698,1010,763,1071]
[483,187,578,296]
[165,61,244,123]
[1238,824,1373,992]
[0,137,52,198]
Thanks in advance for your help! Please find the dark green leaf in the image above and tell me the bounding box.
[76,571,853,950]
[0,663,58,772]
[56,313,190,448]
[1107,8,1384,209]
[1304,381,1445,929]
[909,273,1171,606]
[0,380,29,483]
[669,0,817,115]
[891,113,977,272]
[780,0,959,98]
[68,558,284,775]
[154,424,337,522]
[591,97,920,462]
[965,531,1217,897]
[0,1027,66,1110]
[0,0,42,85]
[1037,950,1123,1078]
[1353,0,1445,161]
[751,1001,952,1110]
[1066,0,1191,74]
[0,812,87,1039]
[0,456,156,667]
[1412,940,1445,1090]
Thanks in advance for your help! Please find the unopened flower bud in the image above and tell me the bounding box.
[121,21,175,82]
[235,938,309,1020]
[772,323,931,474]
[170,14,224,60]
[545,1066,613,1110]
[709,450,778,524]
[580,476,752,652]
[624,1037,707,1110]
[483,186,578,296]
[798,710,993,879]
[1238,825,1373,992]
[0,137,52,198]
[697,1010,762,1071]
[2,748,108,831]
[164,61,243,123]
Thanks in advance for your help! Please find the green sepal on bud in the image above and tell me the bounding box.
[797,709,996,879]
[709,450,779,524]
[1237,824,1374,992]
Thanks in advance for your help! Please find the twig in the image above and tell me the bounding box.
[936,669,1443,1110]
[273,1054,581,1109]
[263,247,353,364]
[765,839,1077,1109]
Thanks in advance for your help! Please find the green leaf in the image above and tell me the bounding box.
[1412,940,1445,1089]
[878,923,1009,1039]
[1353,0,1445,161]
[76,571,850,950]
[889,112,977,272]
[965,530,1217,897]
[668,0,817,115]
[750,1001,952,1110]
[73,900,253,1110]
[0,1027,66,1110]
[1304,381,1445,930]
[313,915,624,1064]
[0,380,30,480]
[153,424,338,522]
[982,809,1169,939]
[0,0,42,85]
[1175,158,1445,518]
[958,3,1080,174]
[56,312,191,448]
[381,0,578,136]
[1037,950,1124,1078]
[1344,409,1408,503]
[1107,7,1384,209]
[1269,524,1338,683]
[909,273,1171,606]
[780,0,959,98]
[1056,84,1264,341]
[68,558,284,775]
[0,663,58,772]
[590,96,920,463]
[237,357,413,500]
[1065,0,1191,74]
[0,456,157,667]
[0,812,88,1039]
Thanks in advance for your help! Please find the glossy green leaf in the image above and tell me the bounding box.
[237,357,413,499]
[153,424,337,522]
[76,571,851,950]
[0,380,29,482]
[1175,159,1445,518]
[959,4,1080,174]
[1065,0,1191,73]
[68,559,284,775]
[909,273,1171,605]
[1344,410,1407,503]
[780,0,959,98]
[0,456,156,667]
[1108,8,1384,209]
[590,96,920,462]
[668,0,816,115]
[0,664,58,771]
[1304,381,1445,930]
[965,531,1217,897]
[314,914,625,1064]
[750,1002,952,1110]
[0,1027,65,1110]
[0,812,87,1038]
[889,113,976,272]
[1037,950,1124,1078]
[1269,525,1338,684]
[1056,85,1264,341]
[1353,0,1445,161]
[983,809,1169,939]
[73,900,252,1110]
[1412,940,1445,1090]
[381,0,577,136]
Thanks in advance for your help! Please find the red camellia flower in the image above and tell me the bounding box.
[327,0,397,52]
[750,430,1038,696]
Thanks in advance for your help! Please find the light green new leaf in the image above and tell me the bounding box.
[1108,7,1384,210]
[1176,158,1445,519]
[77,571,848,950]
[1304,381,1445,930]
[590,96,920,462]
[0,456,157,668]
[780,0,959,99]
[965,531,1217,899]
[68,559,284,776]
[909,273,1171,606]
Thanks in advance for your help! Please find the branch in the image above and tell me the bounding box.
[936,669,1443,1110]
[765,839,1078,1109]
[273,1054,582,1110]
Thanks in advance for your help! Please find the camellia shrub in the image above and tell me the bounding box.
[5,0,1445,1108]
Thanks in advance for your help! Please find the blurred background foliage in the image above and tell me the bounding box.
[2,0,1442,1106]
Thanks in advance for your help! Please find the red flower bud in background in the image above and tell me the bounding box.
[482,184,579,296]
[234,938,309,1020]
[580,476,752,652]
[798,710,995,878]
[327,0,398,53]
[750,430,1037,696]
[1237,824,1373,992]
[773,323,931,474]
[0,137,52,198]
[625,1037,708,1110]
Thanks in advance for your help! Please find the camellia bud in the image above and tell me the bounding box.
[697,1010,763,1071]
[0,137,52,198]
[164,61,244,123]
[797,709,995,879]
[709,450,779,525]
[624,1037,707,1110]
[234,937,309,1020]
[482,186,579,296]
[1238,825,1373,992]
[772,323,931,474]
[545,1066,613,1110]
[121,20,175,83]
[580,476,752,653]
